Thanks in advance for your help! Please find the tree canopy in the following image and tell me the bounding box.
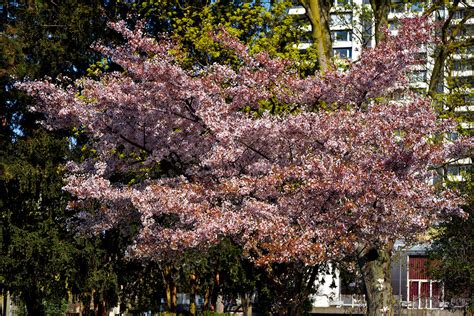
[18,17,473,315]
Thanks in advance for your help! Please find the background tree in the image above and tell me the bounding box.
[425,2,473,313]
[425,0,473,99]
[113,0,322,73]
[0,1,125,314]
[429,185,474,314]
[0,130,75,315]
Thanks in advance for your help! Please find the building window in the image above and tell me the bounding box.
[447,132,459,141]
[458,25,474,38]
[407,256,443,309]
[333,48,352,59]
[362,20,373,47]
[453,9,464,19]
[332,30,352,42]
[455,45,474,54]
[390,0,406,13]
[414,52,428,64]
[410,1,424,12]
[409,281,443,308]
[410,70,427,82]
[452,61,472,71]
[463,94,474,105]
[330,13,353,26]
[447,165,470,177]
[335,0,351,7]
[455,77,474,88]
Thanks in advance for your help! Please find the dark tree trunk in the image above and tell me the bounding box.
[429,48,447,97]
[203,287,210,311]
[428,0,460,98]
[163,266,177,313]
[97,300,107,316]
[288,304,305,316]
[358,244,394,316]
[24,290,45,316]
[189,274,197,316]
[209,271,220,311]
[1,291,8,316]
[165,280,177,312]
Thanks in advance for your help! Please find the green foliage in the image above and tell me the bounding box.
[427,9,474,310]
[112,0,319,74]
[180,238,259,299]
[0,130,75,314]
[428,168,474,311]
[0,1,127,314]
[253,261,319,314]
[1,1,109,81]
[43,297,69,315]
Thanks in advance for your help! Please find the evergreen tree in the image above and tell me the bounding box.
[0,130,75,315]
[0,1,120,314]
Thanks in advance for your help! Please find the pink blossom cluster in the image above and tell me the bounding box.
[17,17,470,264]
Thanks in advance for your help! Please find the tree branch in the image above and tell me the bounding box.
[238,140,272,161]
[119,134,152,154]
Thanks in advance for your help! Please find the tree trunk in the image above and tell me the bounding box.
[1,290,10,316]
[171,281,177,312]
[209,271,220,311]
[165,280,177,312]
[241,293,252,316]
[79,300,84,316]
[97,300,107,316]
[1,291,8,316]
[24,289,45,316]
[288,304,304,316]
[285,269,307,316]
[427,0,460,98]
[189,274,197,316]
[428,48,446,98]
[370,0,390,44]
[357,244,394,316]
[164,266,177,313]
[301,0,333,71]
[203,288,210,311]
